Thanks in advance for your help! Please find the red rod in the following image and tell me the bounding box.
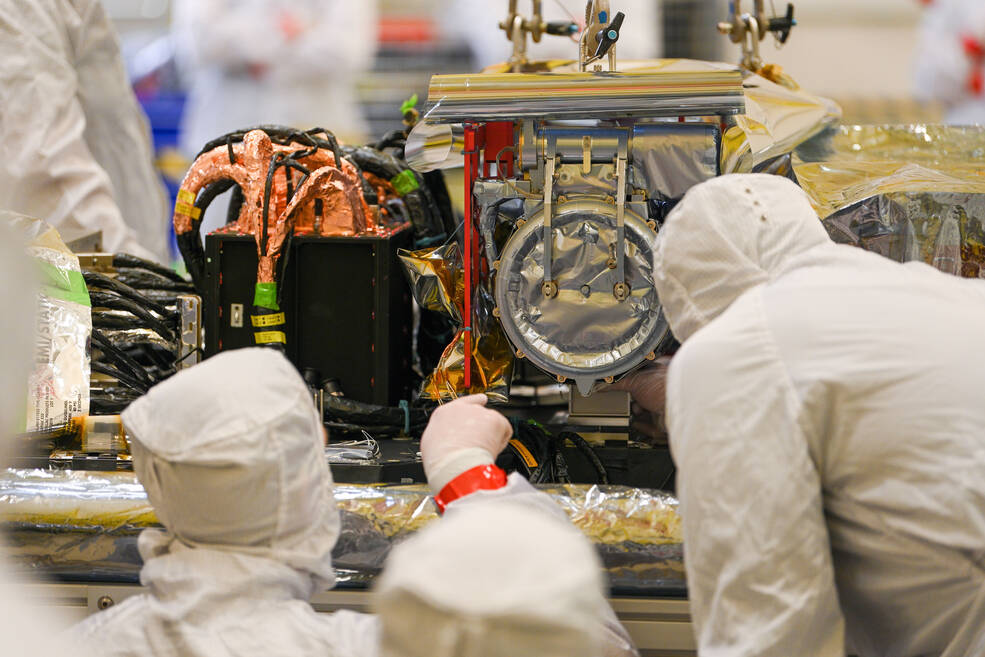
[463,123,478,391]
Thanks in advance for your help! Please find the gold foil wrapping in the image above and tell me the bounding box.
[720,72,842,173]
[398,243,513,402]
[794,125,985,278]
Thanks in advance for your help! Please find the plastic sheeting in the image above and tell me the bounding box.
[9,216,92,431]
[0,468,684,593]
[720,73,841,174]
[398,243,514,402]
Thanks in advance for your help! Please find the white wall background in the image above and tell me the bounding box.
[743,0,923,98]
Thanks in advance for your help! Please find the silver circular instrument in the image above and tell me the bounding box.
[494,196,670,395]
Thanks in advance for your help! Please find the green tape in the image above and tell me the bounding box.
[36,261,91,307]
[253,282,280,311]
[400,93,419,116]
[391,169,420,196]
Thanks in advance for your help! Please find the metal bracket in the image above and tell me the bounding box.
[613,132,629,301]
[178,295,202,370]
[542,134,558,298]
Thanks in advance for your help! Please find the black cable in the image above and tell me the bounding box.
[136,289,185,306]
[342,145,445,241]
[177,178,236,293]
[559,430,609,485]
[114,269,195,293]
[112,254,188,285]
[372,129,408,153]
[91,330,156,388]
[83,271,170,318]
[553,444,571,484]
[91,361,149,394]
[89,291,176,342]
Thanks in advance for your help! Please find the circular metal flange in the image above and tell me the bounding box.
[495,196,670,396]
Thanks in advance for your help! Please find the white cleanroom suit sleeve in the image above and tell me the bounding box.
[666,300,846,657]
[0,0,159,261]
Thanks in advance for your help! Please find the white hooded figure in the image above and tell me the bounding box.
[65,348,378,657]
[914,0,985,125]
[413,394,640,657]
[653,174,985,656]
[0,218,74,657]
[374,502,610,657]
[171,0,378,235]
[0,0,170,262]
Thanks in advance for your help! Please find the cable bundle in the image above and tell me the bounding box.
[86,256,197,414]
[502,420,610,485]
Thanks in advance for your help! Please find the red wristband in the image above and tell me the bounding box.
[434,463,508,512]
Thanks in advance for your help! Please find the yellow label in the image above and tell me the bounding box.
[254,330,286,345]
[177,189,197,204]
[175,202,201,219]
[509,439,538,468]
[251,312,285,328]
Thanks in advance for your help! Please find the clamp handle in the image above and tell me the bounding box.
[768,3,796,44]
[593,11,625,60]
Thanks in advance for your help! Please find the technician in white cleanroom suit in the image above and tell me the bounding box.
[172,0,378,149]
[0,0,170,262]
[64,353,637,657]
[413,394,639,657]
[620,174,985,656]
[64,348,378,657]
[171,0,378,234]
[0,218,72,657]
[914,0,985,124]
[374,502,614,657]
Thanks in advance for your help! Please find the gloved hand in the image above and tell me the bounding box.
[606,356,672,414]
[421,394,513,494]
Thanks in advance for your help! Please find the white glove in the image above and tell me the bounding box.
[606,356,672,414]
[421,394,513,494]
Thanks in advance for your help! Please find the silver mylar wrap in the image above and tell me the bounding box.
[495,196,669,395]
[0,468,684,593]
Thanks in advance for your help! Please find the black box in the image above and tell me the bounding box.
[204,227,414,405]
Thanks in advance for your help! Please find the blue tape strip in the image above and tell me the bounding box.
[398,400,410,435]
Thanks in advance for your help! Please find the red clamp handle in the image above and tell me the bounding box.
[434,464,508,513]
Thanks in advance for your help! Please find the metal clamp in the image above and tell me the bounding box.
[542,134,558,298]
[177,295,202,369]
[613,132,629,301]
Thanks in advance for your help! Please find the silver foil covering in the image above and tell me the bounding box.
[495,197,670,395]
[0,469,684,593]
[822,192,985,278]
[423,69,745,123]
[630,123,720,199]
